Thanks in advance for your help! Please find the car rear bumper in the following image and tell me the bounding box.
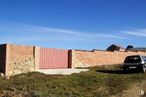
[123,64,143,71]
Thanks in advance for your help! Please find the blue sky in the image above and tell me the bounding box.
[0,0,146,50]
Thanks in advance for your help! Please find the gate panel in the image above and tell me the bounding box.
[39,48,68,69]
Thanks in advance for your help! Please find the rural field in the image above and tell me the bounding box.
[0,65,146,97]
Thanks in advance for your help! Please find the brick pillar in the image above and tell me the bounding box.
[0,44,7,75]
[68,50,72,68]
[34,46,40,70]
[71,50,76,68]
[5,44,10,76]
[69,50,76,68]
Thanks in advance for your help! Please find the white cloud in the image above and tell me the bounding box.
[123,29,146,37]
[0,23,126,43]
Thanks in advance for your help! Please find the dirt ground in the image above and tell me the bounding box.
[111,80,146,97]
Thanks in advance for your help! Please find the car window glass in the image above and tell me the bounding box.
[124,56,141,63]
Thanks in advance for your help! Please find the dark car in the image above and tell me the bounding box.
[123,55,146,73]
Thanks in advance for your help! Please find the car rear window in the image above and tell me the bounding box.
[124,56,141,63]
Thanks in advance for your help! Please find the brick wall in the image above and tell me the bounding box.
[2,43,146,76]
[6,44,35,76]
[0,44,6,74]
[3,44,70,76]
[71,50,146,68]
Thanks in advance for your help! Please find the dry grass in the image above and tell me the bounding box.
[0,65,145,97]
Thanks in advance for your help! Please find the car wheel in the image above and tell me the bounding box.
[142,66,146,73]
[123,67,128,73]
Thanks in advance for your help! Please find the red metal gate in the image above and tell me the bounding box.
[39,48,68,69]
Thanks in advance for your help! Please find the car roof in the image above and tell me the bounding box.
[126,55,145,57]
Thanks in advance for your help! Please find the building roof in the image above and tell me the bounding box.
[106,44,125,51]
[129,47,146,51]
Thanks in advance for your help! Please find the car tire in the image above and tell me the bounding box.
[142,66,146,73]
[123,67,128,73]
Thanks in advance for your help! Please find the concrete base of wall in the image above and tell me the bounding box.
[36,69,89,75]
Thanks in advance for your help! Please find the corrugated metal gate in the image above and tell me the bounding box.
[39,48,69,69]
